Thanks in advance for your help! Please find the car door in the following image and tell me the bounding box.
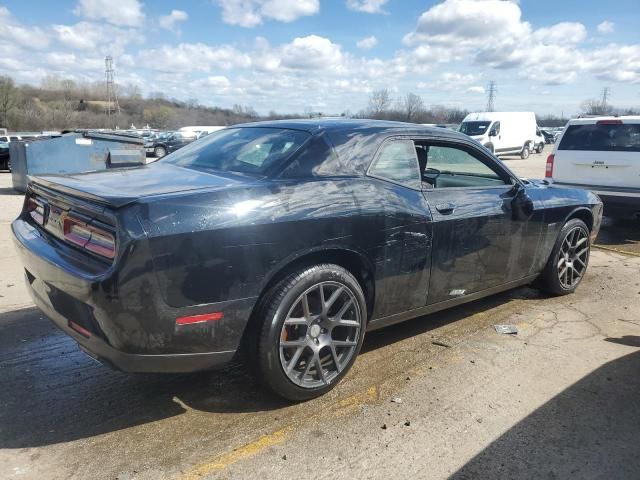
[418,140,538,305]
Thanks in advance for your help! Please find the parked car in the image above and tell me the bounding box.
[547,116,640,219]
[540,129,556,144]
[0,140,9,170]
[13,119,602,400]
[145,131,195,158]
[459,112,539,159]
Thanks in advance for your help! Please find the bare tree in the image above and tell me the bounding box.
[580,98,609,116]
[403,92,425,122]
[0,76,17,128]
[367,88,392,118]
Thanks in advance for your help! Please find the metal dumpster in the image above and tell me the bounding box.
[11,131,146,192]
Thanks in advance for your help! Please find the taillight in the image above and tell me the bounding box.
[545,154,554,178]
[26,197,45,225]
[63,216,116,259]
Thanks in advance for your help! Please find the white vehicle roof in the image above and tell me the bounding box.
[462,112,536,122]
[566,116,640,125]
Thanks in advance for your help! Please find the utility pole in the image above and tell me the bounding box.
[105,55,120,129]
[486,81,497,112]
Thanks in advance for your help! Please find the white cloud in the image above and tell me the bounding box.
[0,6,50,50]
[466,86,484,94]
[280,35,344,70]
[533,22,587,45]
[356,36,378,49]
[52,22,144,55]
[159,10,188,34]
[215,0,319,28]
[597,21,615,34]
[137,43,252,73]
[346,0,389,14]
[74,0,144,27]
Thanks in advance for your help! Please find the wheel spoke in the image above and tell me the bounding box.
[574,256,587,270]
[301,294,311,322]
[332,339,357,347]
[281,339,307,348]
[330,345,342,373]
[576,247,589,258]
[324,287,344,312]
[332,298,353,322]
[575,236,587,248]
[284,317,307,326]
[299,357,314,381]
[336,319,360,327]
[286,347,305,373]
[314,354,327,385]
[557,257,566,268]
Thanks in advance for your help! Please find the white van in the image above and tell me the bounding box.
[459,112,540,159]
[547,116,640,219]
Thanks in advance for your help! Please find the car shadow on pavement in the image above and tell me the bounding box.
[595,217,640,251]
[0,186,21,196]
[0,287,544,449]
[451,339,640,479]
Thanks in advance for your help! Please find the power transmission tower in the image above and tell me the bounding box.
[600,87,610,113]
[486,81,497,112]
[105,55,120,129]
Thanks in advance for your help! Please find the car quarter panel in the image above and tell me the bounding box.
[136,177,433,322]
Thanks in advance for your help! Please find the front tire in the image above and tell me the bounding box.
[520,144,530,159]
[256,264,367,401]
[154,146,167,158]
[538,218,590,296]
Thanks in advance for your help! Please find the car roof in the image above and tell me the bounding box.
[567,116,640,125]
[231,118,469,141]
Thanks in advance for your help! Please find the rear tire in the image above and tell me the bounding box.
[520,144,530,159]
[538,218,590,296]
[255,264,366,401]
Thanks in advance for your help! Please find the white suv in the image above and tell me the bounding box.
[546,116,640,219]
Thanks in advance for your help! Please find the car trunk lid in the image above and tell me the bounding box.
[30,163,251,208]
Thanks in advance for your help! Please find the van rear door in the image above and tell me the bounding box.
[553,120,640,188]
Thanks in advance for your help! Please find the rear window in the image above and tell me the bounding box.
[164,127,310,175]
[558,123,640,152]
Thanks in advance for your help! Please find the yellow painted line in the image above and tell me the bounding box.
[179,385,379,479]
[593,244,640,258]
[180,426,293,480]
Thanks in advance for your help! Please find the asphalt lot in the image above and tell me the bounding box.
[1,147,640,479]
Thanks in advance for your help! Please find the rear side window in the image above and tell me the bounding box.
[559,123,640,152]
[369,140,420,189]
[164,127,310,175]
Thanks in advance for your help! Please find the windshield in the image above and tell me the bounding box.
[459,121,491,136]
[163,127,310,175]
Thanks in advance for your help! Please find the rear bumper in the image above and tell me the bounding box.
[551,182,640,218]
[28,282,235,372]
[12,217,253,373]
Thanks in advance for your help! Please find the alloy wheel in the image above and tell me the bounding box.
[557,226,589,289]
[279,281,362,389]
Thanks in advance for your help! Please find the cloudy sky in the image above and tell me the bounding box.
[1,0,639,115]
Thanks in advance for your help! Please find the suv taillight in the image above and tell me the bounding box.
[545,154,554,178]
[63,216,116,259]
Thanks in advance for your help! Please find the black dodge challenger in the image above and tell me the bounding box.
[12,119,602,400]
